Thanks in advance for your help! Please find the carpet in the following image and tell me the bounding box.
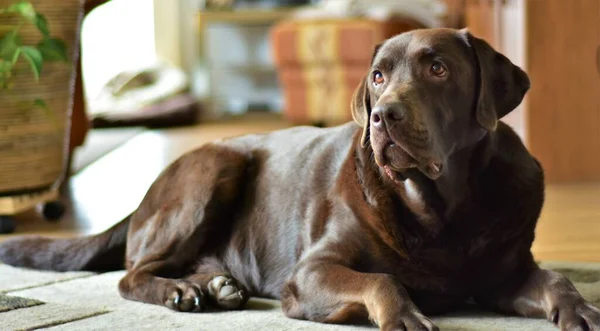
[1,261,599,330]
[0,294,43,313]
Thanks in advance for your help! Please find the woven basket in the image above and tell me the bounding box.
[0,0,82,195]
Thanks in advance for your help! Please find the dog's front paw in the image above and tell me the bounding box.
[381,310,439,331]
[549,300,600,331]
[207,275,248,310]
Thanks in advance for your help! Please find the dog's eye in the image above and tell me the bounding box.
[372,70,385,86]
[431,62,447,77]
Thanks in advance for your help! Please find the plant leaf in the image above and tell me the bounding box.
[0,30,22,62]
[37,37,68,61]
[0,59,10,72]
[6,1,36,21]
[33,98,47,109]
[0,59,12,88]
[34,13,49,37]
[19,46,42,80]
[10,46,20,64]
[33,98,58,130]
[0,59,11,76]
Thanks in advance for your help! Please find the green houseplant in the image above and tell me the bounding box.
[0,1,69,93]
[0,0,83,233]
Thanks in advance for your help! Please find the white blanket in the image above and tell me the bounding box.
[293,0,448,28]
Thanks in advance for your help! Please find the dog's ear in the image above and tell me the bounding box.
[461,29,530,131]
[351,76,371,146]
[351,44,381,146]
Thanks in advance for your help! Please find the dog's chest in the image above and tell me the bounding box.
[391,211,501,295]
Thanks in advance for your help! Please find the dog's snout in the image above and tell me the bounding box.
[371,105,404,128]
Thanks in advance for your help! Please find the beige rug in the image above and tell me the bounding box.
[1,261,599,330]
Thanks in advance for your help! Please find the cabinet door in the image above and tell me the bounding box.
[464,0,499,47]
[525,0,600,182]
[465,0,527,140]
[498,0,526,140]
[443,0,466,28]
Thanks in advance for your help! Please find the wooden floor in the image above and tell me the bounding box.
[2,114,599,262]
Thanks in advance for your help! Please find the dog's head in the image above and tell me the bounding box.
[352,28,530,181]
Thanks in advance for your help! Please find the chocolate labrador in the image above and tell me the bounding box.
[1,28,599,331]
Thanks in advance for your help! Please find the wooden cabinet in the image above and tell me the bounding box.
[465,0,600,183]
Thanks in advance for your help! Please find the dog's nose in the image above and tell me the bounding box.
[371,105,404,128]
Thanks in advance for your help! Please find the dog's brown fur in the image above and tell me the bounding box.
[1,28,599,331]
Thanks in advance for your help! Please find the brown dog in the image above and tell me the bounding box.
[1,28,599,331]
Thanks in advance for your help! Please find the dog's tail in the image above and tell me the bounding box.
[0,214,131,272]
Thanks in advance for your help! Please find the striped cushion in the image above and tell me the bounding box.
[271,18,422,125]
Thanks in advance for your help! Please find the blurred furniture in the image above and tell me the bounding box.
[271,18,423,126]
[0,0,87,233]
[0,0,105,233]
[207,0,312,10]
[443,0,466,28]
[466,0,600,183]
[197,9,297,117]
[0,0,81,195]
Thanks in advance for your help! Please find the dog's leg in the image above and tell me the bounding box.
[476,264,600,331]
[118,208,247,312]
[282,262,439,331]
[117,204,216,312]
[117,145,252,312]
[119,259,205,312]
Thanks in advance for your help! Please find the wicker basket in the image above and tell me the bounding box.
[0,0,82,195]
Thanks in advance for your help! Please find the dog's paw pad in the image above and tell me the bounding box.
[549,302,600,331]
[165,281,204,313]
[208,275,248,309]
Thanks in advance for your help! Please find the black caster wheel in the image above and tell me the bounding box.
[42,201,65,222]
[0,216,16,234]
